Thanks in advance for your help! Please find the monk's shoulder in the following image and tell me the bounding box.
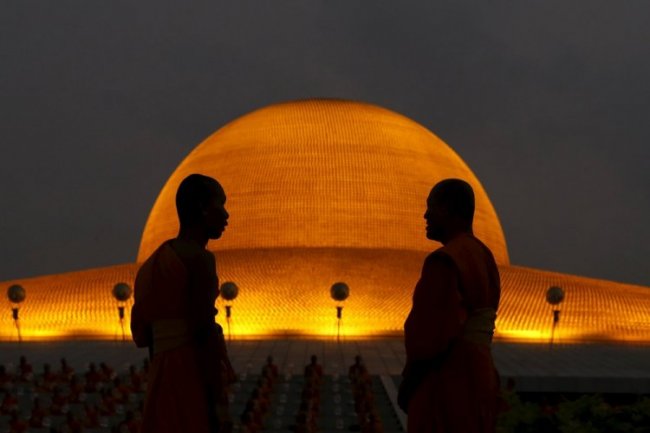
[441,234,494,262]
[476,237,498,266]
[423,249,457,272]
[135,243,165,281]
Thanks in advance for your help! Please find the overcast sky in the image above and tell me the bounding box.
[1,1,649,287]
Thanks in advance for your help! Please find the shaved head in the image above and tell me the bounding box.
[430,178,475,223]
[425,178,475,242]
[176,174,224,227]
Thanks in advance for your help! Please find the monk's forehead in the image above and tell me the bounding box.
[427,187,438,204]
[427,186,453,209]
[211,181,226,201]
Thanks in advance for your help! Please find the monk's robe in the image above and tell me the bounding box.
[131,240,234,433]
[400,233,501,433]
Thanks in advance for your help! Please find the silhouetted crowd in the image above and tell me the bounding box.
[0,356,148,433]
[1,354,394,433]
[235,354,389,433]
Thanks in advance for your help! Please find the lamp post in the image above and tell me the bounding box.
[330,282,349,342]
[7,284,26,342]
[220,282,239,341]
[546,286,565,349]
[112,283,132,342]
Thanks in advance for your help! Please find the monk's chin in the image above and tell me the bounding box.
[208,230,224,240]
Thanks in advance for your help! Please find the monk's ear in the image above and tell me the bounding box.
[199,201,209,216]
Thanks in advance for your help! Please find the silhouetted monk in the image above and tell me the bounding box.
[398,179,501,433]
[131,174,235,433]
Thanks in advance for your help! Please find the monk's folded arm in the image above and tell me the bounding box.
[131,262,153,348]
[130,302,152,348]
[187,251,219,337]
[404,253,463,363]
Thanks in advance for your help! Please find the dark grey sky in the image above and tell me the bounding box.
[1,2,649,286]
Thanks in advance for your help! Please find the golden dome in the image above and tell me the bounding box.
[4,100,650,342]
[138,99,509,264]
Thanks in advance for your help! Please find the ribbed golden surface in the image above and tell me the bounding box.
[3,100,647,343]
[2,252,649,343]
[137,99,509,265]
[1,264,137,340]
[497,265,650,343]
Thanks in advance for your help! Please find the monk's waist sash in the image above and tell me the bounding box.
[151,319,194,355]
[462,307,497,346]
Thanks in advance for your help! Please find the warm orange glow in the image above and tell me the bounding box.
[1,264,137,342]
[138,99,509,265]
[494,265,650,344]
[2,254,649,343]
[2,99,649,344]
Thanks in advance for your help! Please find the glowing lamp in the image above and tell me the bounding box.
[546,285,565,347]
[7,284,25,341]
[546,286,565,305]
[112,283,131,341]
[331,282,350,341]
[330,282,350,302]
[220,282,239,301]
[112,283,132,302]
[220,282,239,340]
[7,284,26,304]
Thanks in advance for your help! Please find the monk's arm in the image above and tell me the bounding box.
[130,268,152,348]
[130,302,152,348]
[398,253,463,411]
[404,253,463,363]
[189,251,233,361]
[187,251,219,333]
[189,251,236,386]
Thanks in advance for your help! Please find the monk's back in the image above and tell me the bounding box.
[131,241,191,348]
